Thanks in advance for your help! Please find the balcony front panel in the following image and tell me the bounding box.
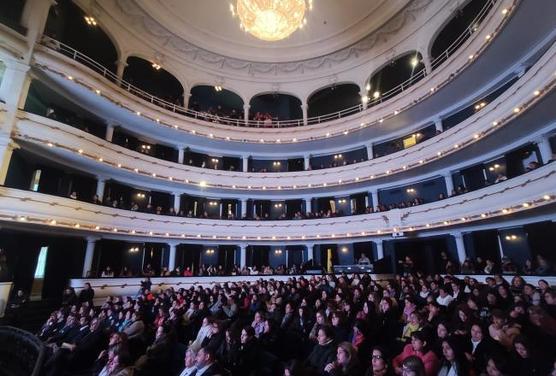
[0,163,554,242]
[14,43,556,193]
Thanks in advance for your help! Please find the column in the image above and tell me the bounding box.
[243,104,250,124]
[105,124,115,142]
[497,233,505,259]
[453,232,466,265]
[183,93,191,109]
[301,103,308,126]
[306,243,315,262]
[443,172,454,196]
[82,237,98,277]
[240,199,247,218]
[434,118,443,133]
[0,141,18,186]
[369,189,378,209]
[96,178,106,199]
[422,55,432,75]
[304,197,312,213]
[375,240,384,260]
[360,91,369,109]
[177,147,185,164]
[168,243,177,271]
[536,137,554,164]
[116,59,128,81]
[21,0,55,60]
[304,155,311,170]
[0,58,31,137]
[242,156,249,172]
[173,193,181,213]
[239,244,247,268]
[366,144,374,160]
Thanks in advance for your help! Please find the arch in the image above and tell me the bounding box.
[188,85,244,118]
[307,82,361,118]
[44,0,119,72]
[429,0,491,66]
[123,56,185,106]
[249,92,302,121]
[365,50,425,105]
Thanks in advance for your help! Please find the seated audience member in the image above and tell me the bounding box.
[510,335,551,376]
[324,341,365,376]
[400,355,426,376]
[488,310,520,350]
[465,323,496,373]
[366,346,393,376]
[195,346,225,376]
[101,266,114,278]
[306,326,336,374]
[485,355,511,376]
[392,331,439,376]
[437,337,471,376]
[123,312,145,340]
[178,349,197,376]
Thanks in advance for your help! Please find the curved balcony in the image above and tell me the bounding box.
[14,41,556,193]
[0,163,554,242]
[31,0,518,144]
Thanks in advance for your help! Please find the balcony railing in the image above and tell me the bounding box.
[37,0,497,128]
[0,163,553,241]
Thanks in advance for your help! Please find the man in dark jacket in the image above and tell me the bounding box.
[195,346,226,376]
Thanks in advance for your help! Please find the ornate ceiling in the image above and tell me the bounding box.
[131,0,411,63]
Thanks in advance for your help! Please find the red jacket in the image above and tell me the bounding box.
[392,344,439,376]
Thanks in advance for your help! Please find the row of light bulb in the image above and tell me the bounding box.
[32,77,550,192]
[58,6,513,145]
[14,192,552,241]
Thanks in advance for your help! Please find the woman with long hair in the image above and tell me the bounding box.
[323,341,364,376]
[510,335,551,376]
[437,336,472,376]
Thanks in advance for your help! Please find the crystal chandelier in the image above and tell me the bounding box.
[230,0,313,42]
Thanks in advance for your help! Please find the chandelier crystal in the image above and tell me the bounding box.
[231,0,312,42]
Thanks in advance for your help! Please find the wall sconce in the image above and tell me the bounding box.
[505,235,518,240]
[136,193,146,198]
[273,161,281,166]
[208,201,218,206]
[141,144,151,150]
[274,249,283,255]
[406,188,416,193]
[211,158,219,163]
[333,154,343,160]
[410,56,420,67]
[273,203,283,208]
[206,249,215,254]
[338,199,347,204]
[129,247,140,253]
[340,247,348,253]
[214,86,223,92]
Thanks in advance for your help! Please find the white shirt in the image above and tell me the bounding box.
[436,294,454,307]
[196,363,213,376]
[178,366,197,376]
[471,339,481,354]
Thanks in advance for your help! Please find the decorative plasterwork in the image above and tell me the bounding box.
[112,0,434,78]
